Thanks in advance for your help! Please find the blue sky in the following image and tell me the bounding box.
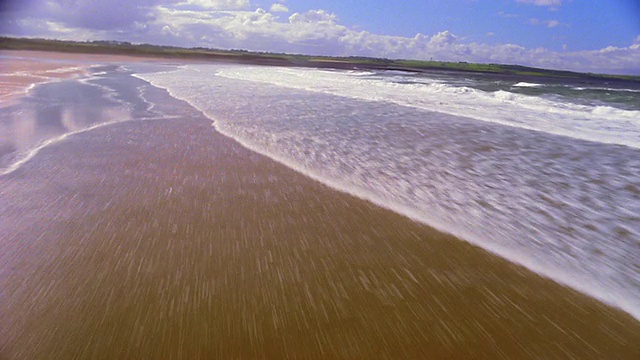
[1,0,639,74]
[279,0,640,51]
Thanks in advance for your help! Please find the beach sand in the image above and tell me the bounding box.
[0,50,168,108]
[0,52,639,359]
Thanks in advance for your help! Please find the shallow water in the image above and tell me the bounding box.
[0,64,178,175]
[135,64,640,320]
[2,61,639,320]
[2,61,640,358]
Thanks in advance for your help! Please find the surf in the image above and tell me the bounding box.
[216,66,640,149]
[135,64,640,321]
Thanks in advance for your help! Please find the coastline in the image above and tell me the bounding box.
[0,51,87,108]
[0,50,179,108]
[1,52,639,359]
[3,36,640,83]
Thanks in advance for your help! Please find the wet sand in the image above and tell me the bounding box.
[1,54,640,359]
[0,50,168,108]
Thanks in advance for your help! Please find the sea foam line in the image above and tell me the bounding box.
[513,82,544,87]
[0,121,123,176]
[0,64,109,108]
[1,68,152,175]
[213,112,640,323]
[134,70,640,322]
[0,114,179,177]
[216,66,640,149]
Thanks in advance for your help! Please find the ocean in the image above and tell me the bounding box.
[2,61,639,322]
[133,64,640,320]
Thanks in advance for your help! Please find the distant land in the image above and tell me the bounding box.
[2,36,639,83]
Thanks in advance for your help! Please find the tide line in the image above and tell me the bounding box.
[0,115,179,177]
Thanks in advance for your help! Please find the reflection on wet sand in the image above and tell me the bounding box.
[0,53,87,107]
[0,80,130,173]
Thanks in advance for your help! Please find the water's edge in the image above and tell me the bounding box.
[132,69,640,322]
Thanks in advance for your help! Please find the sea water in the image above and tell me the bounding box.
[3,61,637,320]
[0,64,175,175]
[134,64,640,320]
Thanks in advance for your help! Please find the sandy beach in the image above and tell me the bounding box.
[1,51,639,359]
[0,50,170,108]
[0,56,83,108]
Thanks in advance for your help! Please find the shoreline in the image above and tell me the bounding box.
[201,96,640,323]
[140,63,640,322]
[3,36,640,82]
[1,51,639,358]
[0,50,185,108]
[212,109,640,322]
[0,52,88,108]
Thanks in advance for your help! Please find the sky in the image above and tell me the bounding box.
[1,0,639,74]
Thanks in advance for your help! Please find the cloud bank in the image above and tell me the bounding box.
[2,0,639,75]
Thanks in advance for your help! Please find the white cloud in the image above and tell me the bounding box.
[546,20,560,28]
[497,11,519,18]
[529,18,562,28]
[270,3,289,13]
[516,0,562,6]
[45,21,75,34]
[180,0,251,10]
[429,30,458,46]
[4,2,639,75]
[599,46,619,53]
[289,10,337,24]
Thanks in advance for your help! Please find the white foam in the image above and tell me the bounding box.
[0,67,158,176]
[134,65,640,322]
[0,77,52,107]
[1,118,121,176]
[79,76,129,106]
[513,82,544,87]
[0,111,180,177]
[573,86,640,93]
[216,66,640,149]
[44,66,84,74]
[1,64,98,107]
